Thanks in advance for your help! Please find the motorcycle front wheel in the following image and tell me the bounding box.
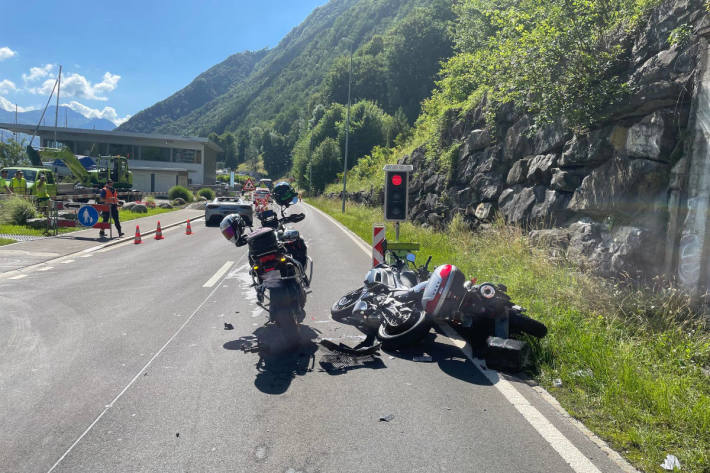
[376,310,430,348]
[330,287,364,318]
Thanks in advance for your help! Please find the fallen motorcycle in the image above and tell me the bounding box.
[331,250,433,348]
[221,182,313,341]
[332,254,547,353]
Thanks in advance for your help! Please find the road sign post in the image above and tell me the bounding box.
[372,224,385,267]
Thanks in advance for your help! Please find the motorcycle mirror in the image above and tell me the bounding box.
[406,253,416,263]
[291,196,299,204]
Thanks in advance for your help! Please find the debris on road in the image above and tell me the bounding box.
[176,433,180,438]
[413,354,433,362]
[224,323,234,330]
[660,454,681,471]
[379,414,395,422]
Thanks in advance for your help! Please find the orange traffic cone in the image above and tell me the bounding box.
[155,220,164,240]
[134,225,142,244]
[186,219,193,235]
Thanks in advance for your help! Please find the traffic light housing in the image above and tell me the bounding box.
[384,169,409,221]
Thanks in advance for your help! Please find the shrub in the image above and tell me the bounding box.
[197,187,216,200]
[167,185,193,203]
[0,197,36,225]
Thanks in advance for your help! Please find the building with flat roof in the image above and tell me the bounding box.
[0,123,222,192]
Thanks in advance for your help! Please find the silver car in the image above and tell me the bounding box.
[205,197,253,226]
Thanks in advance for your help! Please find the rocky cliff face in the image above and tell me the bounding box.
[400,0,709,281]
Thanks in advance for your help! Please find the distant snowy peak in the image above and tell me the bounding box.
[0,105,115,130]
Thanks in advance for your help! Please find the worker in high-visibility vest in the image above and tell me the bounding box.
[10,170,27,195]
[1,169,11,193]
[34,173,50,214]
[99,179,124,238]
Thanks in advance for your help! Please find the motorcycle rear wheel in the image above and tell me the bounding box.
[376,310,431,348]
[330,288,364,318]
[272,308,299,344]
[509,313,547,338]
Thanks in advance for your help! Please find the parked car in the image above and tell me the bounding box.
[253,187,271,203]
[205,197,253,226]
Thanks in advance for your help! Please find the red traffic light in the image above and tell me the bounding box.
[391,174,403,186]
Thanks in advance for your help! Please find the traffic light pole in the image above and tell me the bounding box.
[395,222,400,242]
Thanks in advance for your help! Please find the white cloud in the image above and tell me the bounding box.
[0,47,17,61]
[0,79,17,94]
[64,100,131,126]
[22,64,54,82]
[30,71,122,101]
[0,96,37,113]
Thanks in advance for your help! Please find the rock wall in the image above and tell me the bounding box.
[400,0,709,282]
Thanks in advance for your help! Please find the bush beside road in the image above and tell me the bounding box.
[308,196,710,473]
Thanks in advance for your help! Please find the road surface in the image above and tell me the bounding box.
[0,202,630,473]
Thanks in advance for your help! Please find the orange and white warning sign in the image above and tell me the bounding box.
[243,178,255,191]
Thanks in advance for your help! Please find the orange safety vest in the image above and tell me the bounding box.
[102,186,118,205]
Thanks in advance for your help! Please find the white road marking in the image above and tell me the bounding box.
[79,254,93,258]
[45,252,247,473]
[9,274,27,280]
[203,261,234,288]
[438,325,602,473]
[308,201,607,473]
[60,260,74,264]
[38,266,53,271]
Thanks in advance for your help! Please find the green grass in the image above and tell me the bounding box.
[308,197,710,473]
[118,207,177,222]
[0,207,179,237]
[0,224,77,236]
[0,237,16,246]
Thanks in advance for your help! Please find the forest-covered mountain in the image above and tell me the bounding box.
[119,50,267,134]
[119,0,453,139]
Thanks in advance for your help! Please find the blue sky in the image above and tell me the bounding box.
[0,0,328,126]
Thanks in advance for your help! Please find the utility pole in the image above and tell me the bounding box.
[54,65,62,146]
[341,44,352,213]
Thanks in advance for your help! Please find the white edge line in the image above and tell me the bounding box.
[306,201,637,473]
[46,252,246,473]
[437,323,602,473]
[203,261,234,288]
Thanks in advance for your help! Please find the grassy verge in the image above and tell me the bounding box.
[0,224,77,236]
[308,197,710,473]
[0,237,16,246]
[118,207,178,222]
[0,207,179,238]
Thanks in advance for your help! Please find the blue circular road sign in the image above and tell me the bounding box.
[78,205,100,227]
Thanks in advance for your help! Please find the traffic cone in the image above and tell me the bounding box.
[186,219,193,235]
[155,220,164,240]
[134,225,142,244]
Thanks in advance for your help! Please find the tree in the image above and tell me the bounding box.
[261,130,291,178]
[236,129,249,165]
[310,138,341,193]
[0,137,30,167]
[219,133,237,169]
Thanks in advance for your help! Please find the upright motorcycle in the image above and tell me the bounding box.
[221,182,313,339]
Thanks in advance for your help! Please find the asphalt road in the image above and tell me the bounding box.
[0,202,630,473]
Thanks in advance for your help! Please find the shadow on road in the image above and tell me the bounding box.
[383,332,493,387]
[223,324,318,395]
